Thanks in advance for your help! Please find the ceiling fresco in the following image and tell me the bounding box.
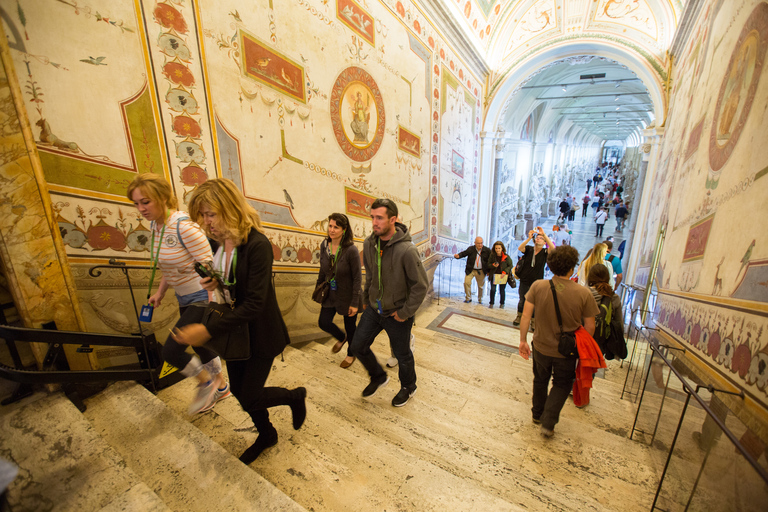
[441,0,683,67]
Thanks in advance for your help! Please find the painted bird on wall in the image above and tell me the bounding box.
[80,56,107,66]
[736,239,757,282]
[283,189,294,209]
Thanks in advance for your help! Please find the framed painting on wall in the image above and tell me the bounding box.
[345,187,376,219]
[239,29,306,103]
[397,125,420,157]
[337,0,375,47]
[451,150,464,178]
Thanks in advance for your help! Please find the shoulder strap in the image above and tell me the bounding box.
[549,280,564,335]
[608,254,615,262]
[176,215,190,251]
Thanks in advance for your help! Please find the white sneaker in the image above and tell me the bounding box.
[386,356,398,368]
[189,380,217,415]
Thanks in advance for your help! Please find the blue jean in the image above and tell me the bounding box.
[489,283,505,305]
[350,307,416,390]
[531,348,577,430]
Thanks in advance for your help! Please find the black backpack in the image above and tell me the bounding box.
[593,295,627,360]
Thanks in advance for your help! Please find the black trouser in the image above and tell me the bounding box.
[517,278,537,315]
[568,210,575,221]
[532,348,577,430]
[582,204,589,217]
[596,223,605,237]
[318,306,357,357]
[228,354,293,434]
[162,303,218,376]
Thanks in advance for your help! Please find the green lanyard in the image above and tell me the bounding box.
[147,222,166,302]
[218,248,237,287]
[376,239,383,300]
[328,239,343,280]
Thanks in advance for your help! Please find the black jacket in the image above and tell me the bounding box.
[457,245,491,275]
[316,239,363,314]
[207,228,289,359]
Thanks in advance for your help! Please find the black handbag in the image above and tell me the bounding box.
[312,281,330,304]
[202,302,251,361]
[550,280,578,359]
[176,302,251,361]
[312,241,336,304]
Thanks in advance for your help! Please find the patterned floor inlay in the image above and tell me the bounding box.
[427,307,520,353]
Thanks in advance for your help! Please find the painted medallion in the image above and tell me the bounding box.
[330,67,385,162]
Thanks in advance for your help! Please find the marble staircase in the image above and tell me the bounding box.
[0,298,662,511]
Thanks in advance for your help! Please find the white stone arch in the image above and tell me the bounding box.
[483,42,666,134]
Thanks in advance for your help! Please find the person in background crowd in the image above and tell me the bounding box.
[517,245,599,438]
[615,201,629,232]
[127,173,229,415]
[487,241,513,309]
[173,179,307,464]
[577,243,613,288]
[513,227,555,330]
[594,206,608,238]
[582,192,591,218]
[603,240,623,291]
[566,194,576,221]
[316,213,362,369]
[454,237,491,304]
[351,199,428,408]
[558,197,570,222]
[586,176,592,193]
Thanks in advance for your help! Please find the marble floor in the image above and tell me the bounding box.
[153,292,660,512]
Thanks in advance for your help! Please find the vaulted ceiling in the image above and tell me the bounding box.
[424,0,683,141]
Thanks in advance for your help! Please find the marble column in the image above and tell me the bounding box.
[0,25,93,370]
[476,132,497,241]
[488,133,506,242]
[625,127,664,285]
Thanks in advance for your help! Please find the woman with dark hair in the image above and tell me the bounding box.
[587,264,624,359]
[317,213,363,368]
[487,241,512,309]
[172,178,306,464]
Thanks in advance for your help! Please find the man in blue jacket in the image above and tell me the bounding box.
[350,199,428,407]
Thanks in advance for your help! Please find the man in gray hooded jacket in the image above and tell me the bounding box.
[350,198,428,407]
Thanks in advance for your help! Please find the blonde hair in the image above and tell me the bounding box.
[126,173,178,221]
[187,179,264,244]
[581,243,608,282]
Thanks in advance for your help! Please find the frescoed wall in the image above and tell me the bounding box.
[0,0,482,346]
[633,0,768,407]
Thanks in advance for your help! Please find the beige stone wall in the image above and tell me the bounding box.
[0,0,482,353]
[634,0,768,409]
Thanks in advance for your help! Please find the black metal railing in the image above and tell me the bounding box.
[629,330,768,511]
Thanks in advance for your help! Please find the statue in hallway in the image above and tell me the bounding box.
[498,185,520,237]
[527,166,546,215]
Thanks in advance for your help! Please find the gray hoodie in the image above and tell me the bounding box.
[362,222,428,319]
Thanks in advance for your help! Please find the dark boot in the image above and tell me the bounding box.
[289,387,307,430]
[239,427,278,464]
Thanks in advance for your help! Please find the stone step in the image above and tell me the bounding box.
[156,361,528,511]
[82,381,305,512]
[156,332,654,511]
[0,392,170,512]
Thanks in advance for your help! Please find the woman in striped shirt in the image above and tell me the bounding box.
[128,174,230,414]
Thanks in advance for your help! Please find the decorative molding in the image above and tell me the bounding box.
[418,0,490,76]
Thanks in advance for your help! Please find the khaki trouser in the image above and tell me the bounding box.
[464,269,485,301]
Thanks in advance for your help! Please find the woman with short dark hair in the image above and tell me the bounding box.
[316,213,363,368]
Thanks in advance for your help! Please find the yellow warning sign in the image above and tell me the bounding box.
[159,362,178,379]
